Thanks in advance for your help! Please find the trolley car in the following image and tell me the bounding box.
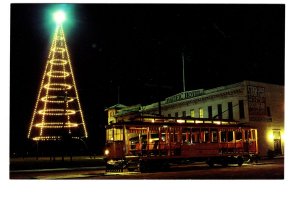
[104,116,258,172]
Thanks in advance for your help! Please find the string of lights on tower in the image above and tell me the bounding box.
[28,11,88,141]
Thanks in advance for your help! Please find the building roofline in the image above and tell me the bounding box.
[143,80,283,111]
[104,103,127,111]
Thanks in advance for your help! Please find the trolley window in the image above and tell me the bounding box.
[251,130,256,139]
[236,132,243,141]
[228,131,234,142]
[204,131,210,143]
[211,130,218,143]
[221,131,226,142]
[245,130,251,140]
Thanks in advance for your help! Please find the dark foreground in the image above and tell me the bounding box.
[10,156,284,179]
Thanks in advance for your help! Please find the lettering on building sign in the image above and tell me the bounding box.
[247,85,269,121]
[166,89,204,104]
[249,116,272,122]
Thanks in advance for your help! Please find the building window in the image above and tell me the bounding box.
[272,130,281,154]
[217,104,222,119]
[168,113,171,117]
[267,107,271,116]
[190,109,195,118]
[199,108,204,118]
[208,106,212,119]
[239,100,245,119]
[109,110,115,117]
[175,112,178,118]
[228,102,233,120]
[182,111,186,117]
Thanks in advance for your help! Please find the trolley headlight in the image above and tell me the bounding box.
[104,149,110,156]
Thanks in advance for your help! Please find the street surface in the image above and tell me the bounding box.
[10,158,284,179]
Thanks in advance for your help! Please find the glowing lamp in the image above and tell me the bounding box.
[281,132,285,141]
[268,133,274,142]
[53,11,66,24]
[177,119,185,123]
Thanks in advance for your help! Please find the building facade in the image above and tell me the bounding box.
[106,80,284,157]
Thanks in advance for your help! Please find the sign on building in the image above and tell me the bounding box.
[247,85,271,122]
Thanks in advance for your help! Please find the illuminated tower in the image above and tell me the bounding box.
[28,11,88,141]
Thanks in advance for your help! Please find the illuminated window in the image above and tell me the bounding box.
[221,131,226,142]
[190,109,195,118]
[245,130,250,139]
[199,108,204,118]
[251,129,256,139]
[109,111,115,117]
[204,131,210,143]
[272,130,281,154]
[212,130,218,142]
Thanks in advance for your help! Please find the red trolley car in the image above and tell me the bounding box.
[104,116,258,172]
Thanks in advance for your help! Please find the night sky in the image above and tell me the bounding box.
[10,4,285,154]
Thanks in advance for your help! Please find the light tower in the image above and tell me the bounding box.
[28,11,88,142]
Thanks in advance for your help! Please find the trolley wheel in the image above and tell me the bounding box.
[128,168,135,172]
[221,158,228,167]
[237,156,244,167]
[139,161,147,173]
[206,158,214,167]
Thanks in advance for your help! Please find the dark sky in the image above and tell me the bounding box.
[10,4,285,153]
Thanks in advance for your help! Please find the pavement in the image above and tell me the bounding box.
[10,155,106,171]
[9,155,284,173]
[9,156,284,179]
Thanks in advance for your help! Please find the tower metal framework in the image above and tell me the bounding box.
[28,23,88,141]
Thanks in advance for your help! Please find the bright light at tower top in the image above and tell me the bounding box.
[53,10,66,24]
